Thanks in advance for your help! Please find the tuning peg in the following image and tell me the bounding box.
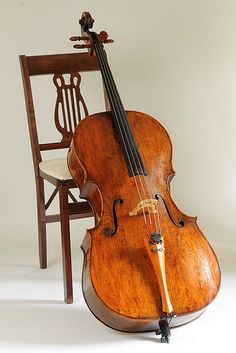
[104,39,114,44]
[70,36,90,41]
[73,44,91,49]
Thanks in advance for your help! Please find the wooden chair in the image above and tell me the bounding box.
[19,52,105,303]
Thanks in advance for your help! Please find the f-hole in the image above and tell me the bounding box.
[103,198,123,236]
[155,194,185,228]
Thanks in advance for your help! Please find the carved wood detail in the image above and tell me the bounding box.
[53,72,89,143]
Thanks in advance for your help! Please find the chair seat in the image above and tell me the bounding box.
[39,158,72,181]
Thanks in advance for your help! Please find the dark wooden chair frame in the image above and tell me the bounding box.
[20,52,106,303]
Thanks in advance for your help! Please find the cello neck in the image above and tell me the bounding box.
[92,33,147,177]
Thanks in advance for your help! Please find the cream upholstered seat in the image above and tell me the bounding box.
[39,158,72,181]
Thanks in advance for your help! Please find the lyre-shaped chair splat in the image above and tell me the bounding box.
[53,72,89,143]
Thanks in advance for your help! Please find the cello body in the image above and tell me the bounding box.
[68,12,221,339]
[68,110,220,332]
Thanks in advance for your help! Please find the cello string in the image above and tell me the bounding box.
[94,42,150,231]
[96,42,161,235]
[99,41,163,236]
[95,43,153,233]
[95,42,155,228]
[96,42,160,234]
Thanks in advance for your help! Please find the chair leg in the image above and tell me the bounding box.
[59,183,73,304]
[35,176,47,269]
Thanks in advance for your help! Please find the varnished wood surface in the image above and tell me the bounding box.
[68,110,221,331]
[26,52,100,76]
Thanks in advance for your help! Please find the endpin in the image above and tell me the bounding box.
[155,314,176,343]
[155,318,171,343]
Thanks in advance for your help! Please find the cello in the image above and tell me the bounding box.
[68,12,221,343]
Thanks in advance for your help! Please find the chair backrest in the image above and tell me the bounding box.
[20,52,104,177]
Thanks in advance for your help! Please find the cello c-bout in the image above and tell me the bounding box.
[68,12,221,342]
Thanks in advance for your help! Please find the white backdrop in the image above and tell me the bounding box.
[0,0,236,352]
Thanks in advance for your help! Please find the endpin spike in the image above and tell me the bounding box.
[155,317,171,343]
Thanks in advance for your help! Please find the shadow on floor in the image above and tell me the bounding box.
[0,299,157,346]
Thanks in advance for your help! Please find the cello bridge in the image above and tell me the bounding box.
[129,199,157,216]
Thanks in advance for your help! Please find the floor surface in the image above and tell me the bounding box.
[0,220,235,353]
